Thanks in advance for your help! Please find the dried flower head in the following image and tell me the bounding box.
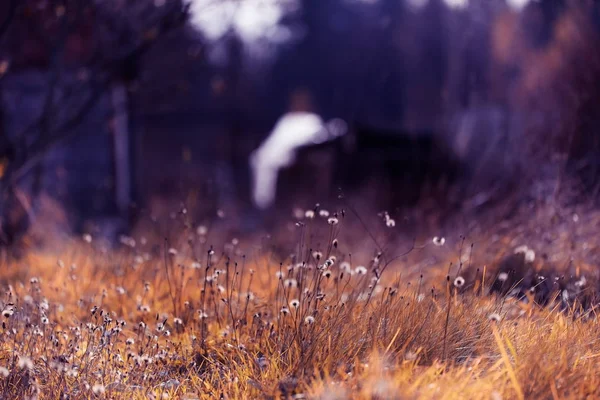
[319,209,330,218]
[327,217,339,225]
[191,262,201,269]
[304,316,315,324]
[2,307,14,318]
[340,262,352,272]
[433,236,446,246]
[290,299,300,308]
[284,278,298,288]
[355,266,368,275]
[17,356,33,370]
[488,313,502,322]
[453,276,465,288]
[305,210,315,219]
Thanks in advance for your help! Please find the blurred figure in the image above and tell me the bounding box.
[249,112,346,209]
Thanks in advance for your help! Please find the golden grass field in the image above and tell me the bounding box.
[1,201,600,400]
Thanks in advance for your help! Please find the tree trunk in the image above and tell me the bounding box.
[111,83,131,219]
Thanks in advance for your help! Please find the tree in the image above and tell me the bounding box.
[0,0,189,249]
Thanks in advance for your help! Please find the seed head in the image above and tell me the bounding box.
[355,266,368,275]
[17,356,33,370]
[304,316,315,324]
[290,299,300,308]
[284,278,298,288]
[432,237,446,246]
[453,276,465,288]
[340,262,352,272]
[488,313,501,322]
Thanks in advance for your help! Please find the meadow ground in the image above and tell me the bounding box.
[1,199,600,400]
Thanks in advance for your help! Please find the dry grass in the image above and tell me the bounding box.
[1,204,600,400]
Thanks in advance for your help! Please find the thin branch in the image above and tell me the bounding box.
[8,82,106,187]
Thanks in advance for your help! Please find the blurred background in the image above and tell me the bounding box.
[1,0,600,249]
